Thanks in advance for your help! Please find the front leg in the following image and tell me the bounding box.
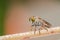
[30,26,33,31]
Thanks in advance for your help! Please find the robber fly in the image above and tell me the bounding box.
[29,16,52,34]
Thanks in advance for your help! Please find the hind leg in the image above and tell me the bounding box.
[42,25,48,31]
[44,27,48,31]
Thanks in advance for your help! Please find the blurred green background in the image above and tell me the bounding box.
[0,0,28,36]
[0,0,27,36]
[0,0,6,36]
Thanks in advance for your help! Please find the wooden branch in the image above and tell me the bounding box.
[0,27,60,40]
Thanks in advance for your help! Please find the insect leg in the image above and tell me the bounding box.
[31,26,33,31]
[39,28,41,35]
[44,26,48,31]
[34,26,36,34]
[42,24,48,31]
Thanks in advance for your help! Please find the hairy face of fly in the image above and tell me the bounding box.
[30,16,35,22]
